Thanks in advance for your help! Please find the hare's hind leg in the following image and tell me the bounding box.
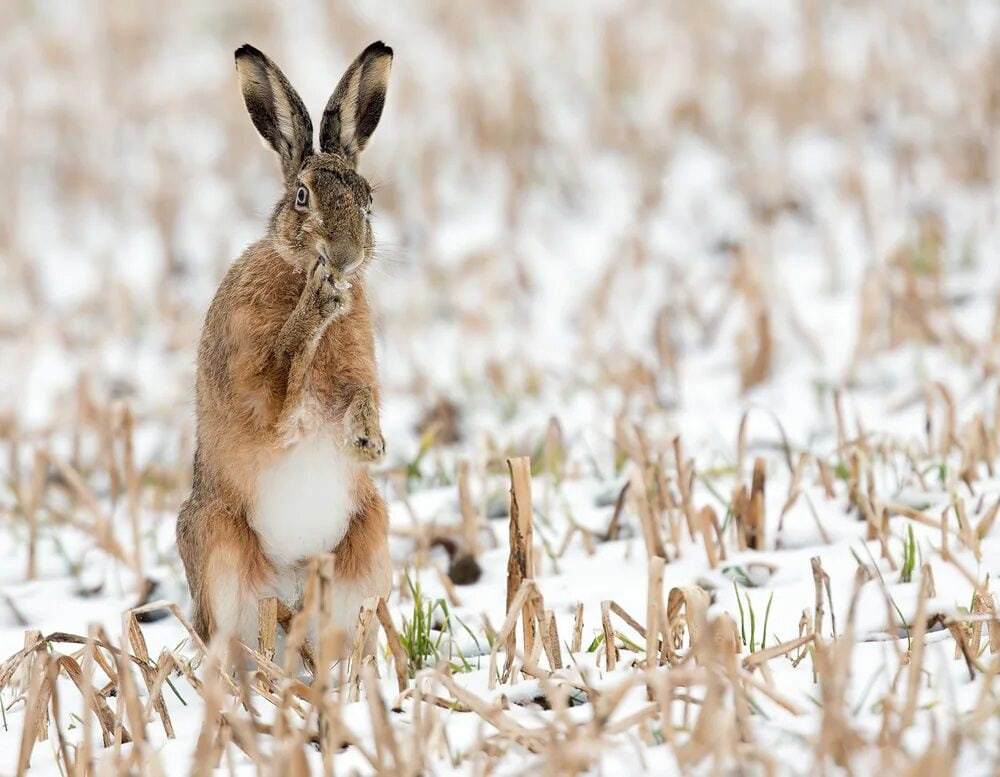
[329,545,391,657]
[177,494,212,641]
[178,496,272,647]
[330,483,391,657]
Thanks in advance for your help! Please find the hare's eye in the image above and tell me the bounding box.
[295,185,309,207]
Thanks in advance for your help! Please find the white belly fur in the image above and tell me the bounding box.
[254,432,354,570]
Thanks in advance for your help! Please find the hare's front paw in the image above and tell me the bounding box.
[308,257,351,319]
[350,429,386,464]
[345,388,385,464]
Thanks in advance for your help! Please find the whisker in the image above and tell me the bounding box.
[366,262,404,283]
[371,243,412,265]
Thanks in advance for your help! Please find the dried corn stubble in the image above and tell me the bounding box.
[4,1,1000,773]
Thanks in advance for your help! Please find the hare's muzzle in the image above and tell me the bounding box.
[317,240,364,278]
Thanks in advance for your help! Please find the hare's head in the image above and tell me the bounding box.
[235,42,392,276]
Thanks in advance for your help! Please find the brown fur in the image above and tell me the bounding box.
[177,42,394,647]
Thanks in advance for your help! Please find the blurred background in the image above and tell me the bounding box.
[1,0,999,478]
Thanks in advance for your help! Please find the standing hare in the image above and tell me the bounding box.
[176,42,393,653]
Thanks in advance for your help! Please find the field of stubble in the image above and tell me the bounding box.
[2,1,1000,774]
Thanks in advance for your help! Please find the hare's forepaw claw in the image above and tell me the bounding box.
[345,388,384,464]
[350,432,385,463]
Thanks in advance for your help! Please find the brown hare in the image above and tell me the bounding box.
[176,42,393,654]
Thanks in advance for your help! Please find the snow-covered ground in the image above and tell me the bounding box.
[2,0,1000,774]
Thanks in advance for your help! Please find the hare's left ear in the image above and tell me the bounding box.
[235,44,314,184]
[319,42,393,166]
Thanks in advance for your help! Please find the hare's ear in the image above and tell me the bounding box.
[235,44,314,183]
[319,42,392,165]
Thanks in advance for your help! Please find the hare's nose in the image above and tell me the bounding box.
[318,238,362,273]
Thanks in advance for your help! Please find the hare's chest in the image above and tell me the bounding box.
[253,432,354,568]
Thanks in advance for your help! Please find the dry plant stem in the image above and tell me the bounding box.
[362,662,400,773]
[313,559,339,758]
[600,601,618,670]
[697,506,720,567]
[952,496,978,557]
[25,448,44,581]
[656,463,684,557]
[646,556,666,669]
[121,405,143,580]
[436,566,462,607]
[630,469,667,560]
[0,627,140,746]
[142,651,178,732]
[190,640,227,777]
[738,667,805,715]
[946,620,977,681]
[776,452,808,537]
[742,633,816,670]
[283,561,320,678]
[376,597,409,693]
[45,657,74,777]
[518,660,596,702]
[505,457,535,671]
[525,588,548,670]
[667,587,712,665]
[112,636,135,760]
[886,502,950,533]
[539,609,563,670]
[15,649,49,777]
[347,600,377,702]
[834,388,848,456]
[810,557,835,639]
[124,611,174,738]
[939,511,984,592]
[257,597,278,662]
[603,481,630,541]
[731,485,749,550]
[747,458,766,550]
[116,631,147,761]
[392,687,472,714]
[572,602,584,654]
[975,498,999,540]
[901,565,933,732]
[817,458,837,499]
[609,601,654,648]
[79,628,98,764]
[672,437,698,541]
[736,412,749,483]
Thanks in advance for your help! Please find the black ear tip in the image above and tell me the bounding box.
[235,43,263,62]
[365,40,393,59]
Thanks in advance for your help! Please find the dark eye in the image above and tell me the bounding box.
[295,185,309,207]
